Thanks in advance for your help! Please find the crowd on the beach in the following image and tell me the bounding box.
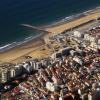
[1,45,100,100]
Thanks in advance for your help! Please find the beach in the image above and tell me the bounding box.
[45,7,100,34]
[0,32,48,63]
[0,7,100,63]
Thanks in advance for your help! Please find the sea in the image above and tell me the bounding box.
[0,0,100,51]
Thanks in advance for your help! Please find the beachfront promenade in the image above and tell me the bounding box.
[0,8,100,63]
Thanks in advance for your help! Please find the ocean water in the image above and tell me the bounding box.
[0,0,100,48]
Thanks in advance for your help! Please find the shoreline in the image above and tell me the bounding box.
[0,32,47,63]
[42,6,100,29]
[0,6,100,63]
[0,32,45,53]
[45,7,100,34]
[0,6,100,53]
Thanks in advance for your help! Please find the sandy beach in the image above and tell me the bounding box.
[45,7,100,34]
[0,32,47,63]
[0,7,100,63]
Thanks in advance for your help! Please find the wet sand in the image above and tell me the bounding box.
[45,8,100,34]
[0,32,47,63]
[0,7,100,63]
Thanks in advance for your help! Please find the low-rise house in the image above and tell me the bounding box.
[73,57,83,66]
[46,81,59,92]
[83,26,100,49]
[19,82,30,94]
[73,31,82,38]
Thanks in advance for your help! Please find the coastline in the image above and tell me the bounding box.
[42,6,100,29]
[0,6,100,63]
[0,32,47,63]
[45,7,100,34]
[0,32,45,52]
[0,6,100,53]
